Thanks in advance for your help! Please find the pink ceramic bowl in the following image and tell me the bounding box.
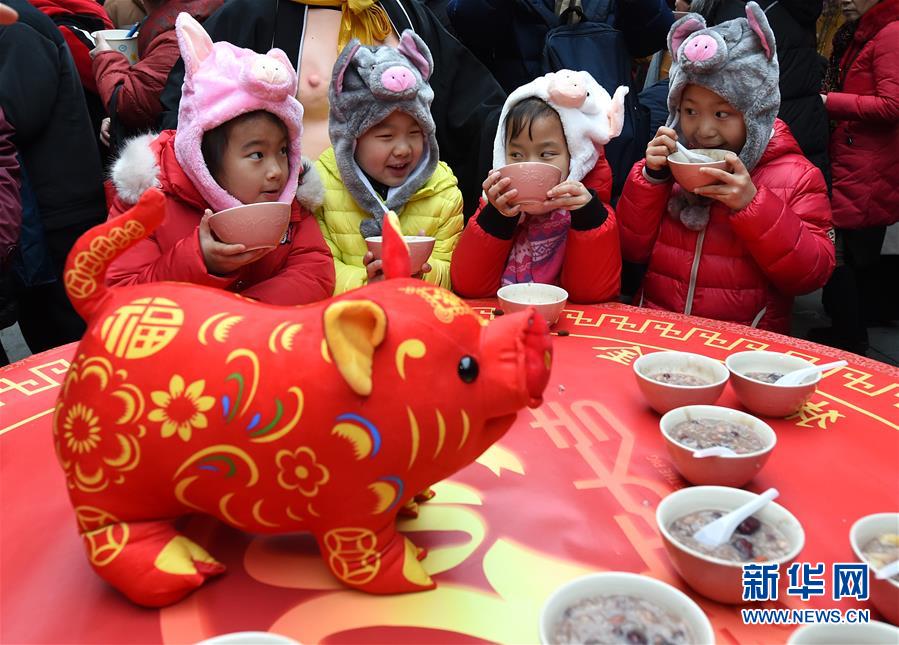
[208,202,291,250]
[726,351,822,418]
[496,162,563,213]
[850,513,899,626]
[364,235,435,271]
[657,486,805,604]
[667,149,729,192]
[660,405,777,487]
[633,351,729,415]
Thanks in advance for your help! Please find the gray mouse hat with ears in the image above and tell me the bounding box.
[329,30,438,238]
[666,2,780,172]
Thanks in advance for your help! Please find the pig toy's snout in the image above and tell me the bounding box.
[521,310,553,406]
[481,307,553,413]
[548,80,588,109]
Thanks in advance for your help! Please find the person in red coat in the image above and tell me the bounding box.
[813,0,899,354]
[617,5,834,334]
[90,0,222,135]
[105,13,334,306]
[451,70,623,304]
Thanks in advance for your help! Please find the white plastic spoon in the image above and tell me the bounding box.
[692,488,779,548]
[875,559,899,580]
[675,140,713,163]
[692,446,738,458]
[774,360,848,386]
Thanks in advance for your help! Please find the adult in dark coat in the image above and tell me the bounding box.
[690,0,831,187]
[158,0,507,221]
[0,0,106,355]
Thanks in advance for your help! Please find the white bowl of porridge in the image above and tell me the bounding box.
[850,513,899,626]
[726,351,824,418]
[538,571,714,644]
[656,486,805,604]
[633,351,729,414]
[660,405,776,487]
[497,282,568,325]
[787,620,899,644]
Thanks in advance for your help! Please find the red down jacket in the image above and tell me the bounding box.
[451,158,621,304]
[106,131,335,306]
[92,0,222,130]
[617,119,834,334]
[826,0,899,230]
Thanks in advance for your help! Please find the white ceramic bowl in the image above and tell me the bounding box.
[633,351,729,414]
[787,621,899,644]
[850,513,899,626]
[497,283,568,325]
[660,405,777,487]
[91,29,139,64]
[539,571,715,644]
[657,485,805,604]
[364,235,435,271]
[726,351,823,418]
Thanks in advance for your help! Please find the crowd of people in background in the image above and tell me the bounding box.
[0,0,896,366]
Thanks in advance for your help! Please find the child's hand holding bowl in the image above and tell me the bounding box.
[693,152,758,211]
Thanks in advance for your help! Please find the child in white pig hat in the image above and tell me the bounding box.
[451,70,626,304]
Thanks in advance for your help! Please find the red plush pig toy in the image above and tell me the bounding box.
[53,189,553,607]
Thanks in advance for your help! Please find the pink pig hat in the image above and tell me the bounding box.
[173,12,304,212]
[493,70,629,183]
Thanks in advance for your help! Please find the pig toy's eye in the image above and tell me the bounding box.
[457,356,479,383]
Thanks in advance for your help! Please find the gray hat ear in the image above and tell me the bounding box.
[668,13,707,60]
[745,1,776,60]
[396,30,433,81]
[332,39,362,98]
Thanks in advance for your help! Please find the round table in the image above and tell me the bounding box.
[1,301,897,644]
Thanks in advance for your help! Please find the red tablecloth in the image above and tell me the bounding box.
[2,302,897,644]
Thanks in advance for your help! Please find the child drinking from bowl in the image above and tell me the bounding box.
[104,13,334,305]
[616,4,834,333]
[314,32,463,295]
[450,70,622,304]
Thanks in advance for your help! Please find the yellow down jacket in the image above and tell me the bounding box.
[314,147,463,295]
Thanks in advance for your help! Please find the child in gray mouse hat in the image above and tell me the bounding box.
[314,30,463,295]
[616,2,834,333]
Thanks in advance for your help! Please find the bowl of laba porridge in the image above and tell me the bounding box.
[656,486,805,604]
[538,571,714,644]
[633,351,729,414]
[660,405,776,487]
[725,351,824,418]
[850,513,899,626]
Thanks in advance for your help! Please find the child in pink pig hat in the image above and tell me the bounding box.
[451,69,625,305]
[103,12,335,305]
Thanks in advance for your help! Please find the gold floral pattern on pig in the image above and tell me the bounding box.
[276,447,330,497]
[53,355,146,493]
[148,375,215,442]
[398,286,484,325]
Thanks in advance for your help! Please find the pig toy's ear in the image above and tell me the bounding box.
[332,38,362,97]
[176,12,214,76]
[381,211,412,280]
[608,86,629,139]
[324,300,387,397]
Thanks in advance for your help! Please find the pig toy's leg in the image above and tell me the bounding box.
[316,522,435,594]
[397,487,436,519]
[80,520,225,607]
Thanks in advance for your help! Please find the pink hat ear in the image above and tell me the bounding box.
[668,14,707,60]
[397,30,433,80]
[745,1,776,60]
[176,12,214,76]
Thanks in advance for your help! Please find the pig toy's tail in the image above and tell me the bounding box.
[63,188,167,322]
